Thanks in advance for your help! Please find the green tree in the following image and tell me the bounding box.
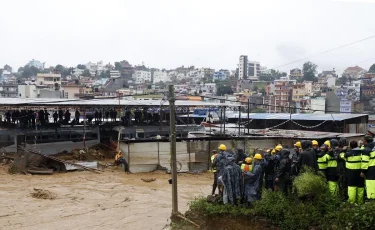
[77,64,86,70]
[82,69,91,77]
[302,61,318,82]
[21,65,39,78]
[216,80,233,96]
[369,63,375,73]
[115,62,122,71]
[337,75,348,85]
[3,64,12,72]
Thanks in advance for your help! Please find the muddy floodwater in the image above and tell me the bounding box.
[0,167,212,230]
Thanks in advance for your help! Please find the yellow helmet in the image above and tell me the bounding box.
[312,140,319,146]
[245,157,252,164]
[294,142,302,148]
[275,145,282,151]
[219,144,226,151]
[271,149,276,155]
[324,140,331,148]
[254,153,263,160]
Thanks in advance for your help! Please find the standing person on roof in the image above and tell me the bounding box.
[297,140,318,174]
[210,150,219,195]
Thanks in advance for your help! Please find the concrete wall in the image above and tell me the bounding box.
[119,139,296,173]
[4,139,100,155]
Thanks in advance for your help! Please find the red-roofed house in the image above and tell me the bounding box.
[343,66,366,79]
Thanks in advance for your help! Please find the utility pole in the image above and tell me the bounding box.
[169,85,178,215]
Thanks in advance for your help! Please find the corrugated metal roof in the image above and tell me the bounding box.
[227,112,368,121]
[0,98,240,107]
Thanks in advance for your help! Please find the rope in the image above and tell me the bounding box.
[291,120,327,129]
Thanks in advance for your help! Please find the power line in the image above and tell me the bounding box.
[272,34,375,69]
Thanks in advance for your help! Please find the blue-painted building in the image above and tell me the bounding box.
[213,71,227,81]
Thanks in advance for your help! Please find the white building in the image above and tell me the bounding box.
[36,73,62,90]
[85,61,105,73]
[303,81,313,96]
[110,70,121,78]
[199,83,217,96]
[238,55,260,80]
[133,70,151,84]
[27,59,45,70]
[18,85,38,98]
[153,70,169,83]
[72,68,84,77]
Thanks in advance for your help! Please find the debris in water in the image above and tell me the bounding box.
[141,178,156,183]
[31,188,56,200]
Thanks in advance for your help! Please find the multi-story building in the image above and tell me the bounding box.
[153,70,169,83]
[110,70,121,79]
[62,85,93,99]
[36,73,62,90]
[27,59,45,70]
[133,70,151,84]
[340,99,353,113]
[303,81,313,96]
[291,83,307,102]
[290,68,303,80]
[274,80,292,113]
[238,55,248,79]
[260,67,272,77]
[0,84,18,98]
[213,71,227,81]
[344,66,366,79]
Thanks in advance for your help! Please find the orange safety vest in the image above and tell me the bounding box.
[241,164,252,172]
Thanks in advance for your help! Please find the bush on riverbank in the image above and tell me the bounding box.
[182,170,375,230]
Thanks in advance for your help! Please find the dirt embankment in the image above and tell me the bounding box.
[0,166,212,230]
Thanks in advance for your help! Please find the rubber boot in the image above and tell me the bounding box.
[328,181,339,196]
[348,186,357,204]
[357,187,365,204]
[366,180,375,199]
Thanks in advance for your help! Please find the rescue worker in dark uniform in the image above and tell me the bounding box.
[211,150,218,195]
[317,144,329,179]
[361,135,375,200]
[338,137,349,201]
[342,141,364,204]
[264,149,278,190]
[275,149,292,195]
[326,139,339,196]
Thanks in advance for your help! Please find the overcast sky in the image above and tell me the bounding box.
[1,0,375,74]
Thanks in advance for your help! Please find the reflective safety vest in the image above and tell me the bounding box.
[241,163,252,172]
[345,148,362,170]
[211,154,217,172]
[317,153,328,170]
[361,146,371,171]
[326,152,338,168]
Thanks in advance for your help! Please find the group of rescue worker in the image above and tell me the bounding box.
[210,130,375,205]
